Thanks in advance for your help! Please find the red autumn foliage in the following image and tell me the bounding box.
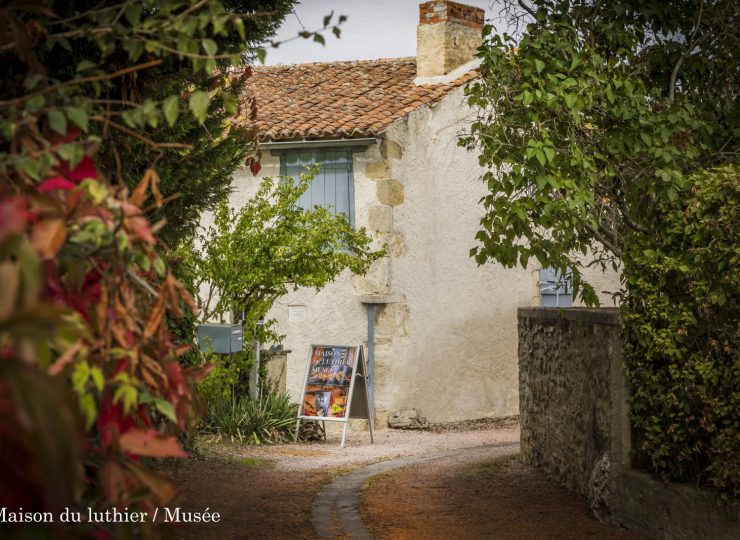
[0,145,207,535]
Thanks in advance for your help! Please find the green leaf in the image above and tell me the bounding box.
[76,60,96,73]
[125,4,142,25]
[80,393,97,429]
[163,95,179,126]
[313,34,325,46]
[47,110,67,135]
[18,158,41,180]
[323,12,334,27]
[534,59,545,73]
[188,91,210,124]
[90,367,105,393]
[65,107,89,132]
[57,142,84,168]
[153,256,166,278]
[202,38,217,57]
[81,179,108,205]
[27,94,45,111]
[222,92,238,115]
[72,361,90,394]
[155,400,177,423]
[256,47,266,64]
[535,149,546,166]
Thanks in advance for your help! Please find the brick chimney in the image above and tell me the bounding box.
[417,1,484,79]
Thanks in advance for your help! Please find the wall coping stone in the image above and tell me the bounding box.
[518,307,620,326]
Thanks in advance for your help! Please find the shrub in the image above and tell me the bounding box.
[624,165,739,498]
[205,387,299,444]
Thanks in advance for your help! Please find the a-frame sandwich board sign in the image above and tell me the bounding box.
[295,344,374,448]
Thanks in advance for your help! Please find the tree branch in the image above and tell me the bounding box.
[0,59,163,107]
[517,0,538,20]
[91,116,193,150]
[584,220,622,259]
[668,1,704,102]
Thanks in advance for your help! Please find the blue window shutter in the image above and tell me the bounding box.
[539,268,573,307]
[280,149,355,226]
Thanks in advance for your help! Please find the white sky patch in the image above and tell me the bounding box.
[264,0,503,66]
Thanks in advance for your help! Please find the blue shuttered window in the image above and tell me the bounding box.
[279,149,355,227]
[539,268,573,307]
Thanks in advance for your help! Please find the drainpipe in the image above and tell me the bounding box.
[366,303,375,415]
[252,319,265,400]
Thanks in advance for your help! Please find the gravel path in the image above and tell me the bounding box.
[199,418,520,472]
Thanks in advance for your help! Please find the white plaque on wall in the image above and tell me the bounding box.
[288,305,307,322]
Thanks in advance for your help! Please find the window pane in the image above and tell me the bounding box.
[539,268,573,307]
[280,149,354,226]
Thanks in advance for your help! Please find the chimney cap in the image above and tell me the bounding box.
[419,1,485,29]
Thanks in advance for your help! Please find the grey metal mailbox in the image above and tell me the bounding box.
[197,323,243,354]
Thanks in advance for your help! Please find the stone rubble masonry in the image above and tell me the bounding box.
[518,307,739,540]
[417,1,484,78]
[376,179,405,206]
[380,139,403,160]
[352,258,391,297]
[367,205,393,233]
[364,160,389,179]
[376,302,410,339]
[380,232,406,257]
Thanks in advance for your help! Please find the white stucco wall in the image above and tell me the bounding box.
[203,83,620,426]
[369,87,528,422]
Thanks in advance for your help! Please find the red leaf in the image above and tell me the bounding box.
[68,155,98,181]
[38,177,77,192]
[250,160,261,175]
[119,429,187,458]
[55,155,97,182]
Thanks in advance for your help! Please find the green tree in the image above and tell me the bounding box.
[185,169,384,338]
[462,0,738,303]
[462,0,739,495]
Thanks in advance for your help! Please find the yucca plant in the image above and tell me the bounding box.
[240,390,298,444]
[204,385,299,444]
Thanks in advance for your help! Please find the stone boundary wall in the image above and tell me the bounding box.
[518,307,739,539]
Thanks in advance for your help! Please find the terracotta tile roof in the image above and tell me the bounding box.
[242,57,477,141]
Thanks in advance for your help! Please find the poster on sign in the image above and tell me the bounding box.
[296,344,373,447]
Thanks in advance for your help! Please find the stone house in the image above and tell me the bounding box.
[216,0,617,425]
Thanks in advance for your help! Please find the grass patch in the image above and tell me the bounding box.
[229,456,268,467]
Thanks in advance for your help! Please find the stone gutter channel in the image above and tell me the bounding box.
[312,441,520,539]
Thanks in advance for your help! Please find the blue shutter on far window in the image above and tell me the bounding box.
[280,149,355,226]
[539,268,573,307]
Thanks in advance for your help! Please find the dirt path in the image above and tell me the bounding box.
[313,442,519,539]
[360,453,645,540]
[167,420,642,539]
